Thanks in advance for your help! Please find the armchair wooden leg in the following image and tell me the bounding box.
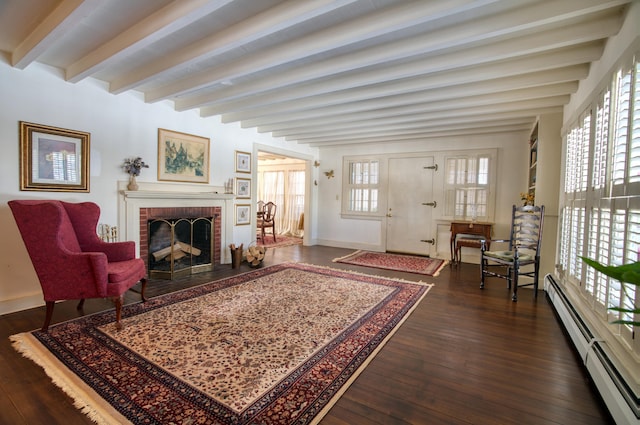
[139,278,147,302]
[42,301,55,332]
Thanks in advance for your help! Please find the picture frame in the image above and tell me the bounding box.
[235,177,251,199]
[235,150,251,173]
[158,128,210,183]
[235,204,251,226]
[19,121,90,192]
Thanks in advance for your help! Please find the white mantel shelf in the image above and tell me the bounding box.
[118,181,236,263]
[123,190,235,200]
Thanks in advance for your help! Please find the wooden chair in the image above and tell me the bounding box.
[9,200,147,331]
[257,201,277,242]
[480,205,544,301]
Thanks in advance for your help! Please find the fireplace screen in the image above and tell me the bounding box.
[148,217,214,279]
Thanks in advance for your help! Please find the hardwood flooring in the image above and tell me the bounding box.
[0,245,614,424]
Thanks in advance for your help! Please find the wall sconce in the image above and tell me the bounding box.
[314,160,320,167]
[324,170,334,179]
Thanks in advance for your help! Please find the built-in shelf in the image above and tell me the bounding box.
[528,123,539,197]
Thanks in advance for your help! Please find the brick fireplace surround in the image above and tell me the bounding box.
[118,181,235,270]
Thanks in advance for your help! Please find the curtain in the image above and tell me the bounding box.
[258,169,304,237]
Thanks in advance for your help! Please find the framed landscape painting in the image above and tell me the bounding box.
[19,121,90,192]
[158,128,210,183]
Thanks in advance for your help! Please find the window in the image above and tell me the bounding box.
[342,158,380,215]
[443,154,491,221]
[559,54,640,355]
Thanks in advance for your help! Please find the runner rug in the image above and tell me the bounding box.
[11,262,432,425]
[257,234,303,248]
[334,250,447,276]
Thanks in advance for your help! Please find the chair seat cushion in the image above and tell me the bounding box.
[107,258,146,283]
[484,250,533,262]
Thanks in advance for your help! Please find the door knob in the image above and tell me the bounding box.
[422,201,437,208]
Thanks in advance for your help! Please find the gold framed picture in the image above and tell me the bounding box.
[235,150,251,173]
[158,128,210,183]
[19,121,90,192]
[235,204,251,225]
[235,177,251,199]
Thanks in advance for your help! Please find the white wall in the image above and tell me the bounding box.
[0,61,317,314]
[315,133,530,257]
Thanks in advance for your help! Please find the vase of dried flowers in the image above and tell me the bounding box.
[127,174,139,191]
[123,157,148,191]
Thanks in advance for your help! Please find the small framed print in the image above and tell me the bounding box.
[236,177,251,199]
[235,204,251,225]
[19,121,90,192]
[235,150,251,173]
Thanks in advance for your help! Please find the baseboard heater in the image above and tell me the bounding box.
[545,274,640,425]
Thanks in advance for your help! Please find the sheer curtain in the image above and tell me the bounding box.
[258,169,304,237]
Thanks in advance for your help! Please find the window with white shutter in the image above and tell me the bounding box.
[558,52,639,356]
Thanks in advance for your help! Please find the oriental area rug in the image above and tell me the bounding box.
[11,262,432,425]
[334,250,447,277]
[257,234,303,248]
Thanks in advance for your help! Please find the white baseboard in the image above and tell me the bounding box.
[0,292,44,316]
[545,274,640,425]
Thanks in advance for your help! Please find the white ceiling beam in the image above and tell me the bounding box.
[109,0,361,94]
[306,123,538,147]
[252,70,584,132]
[215,43,600,120]
[242,64,588,129]
[266,82,578,138]
[285,96,569,143]
[65,0,235,83]
[152,0,617,104]
[11,0,102,69]
[215,44,598,123]
[177,10,619,111]
[277,116,534,140]
[144,0,503,102]
[258,106,558,137]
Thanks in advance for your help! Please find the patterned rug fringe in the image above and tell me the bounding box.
[11,332,129,424]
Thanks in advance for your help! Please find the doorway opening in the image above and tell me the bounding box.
[256,149,310,246]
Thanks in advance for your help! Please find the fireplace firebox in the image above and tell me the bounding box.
[148,216,215,279]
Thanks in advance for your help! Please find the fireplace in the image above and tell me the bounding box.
[118,181,235,275]
[143,207,220,278]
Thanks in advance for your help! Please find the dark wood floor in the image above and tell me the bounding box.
[0,245,614,424]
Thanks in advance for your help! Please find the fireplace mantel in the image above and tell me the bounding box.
[117,181,235,264]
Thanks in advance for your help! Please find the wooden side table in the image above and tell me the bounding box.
[450,221,492,264]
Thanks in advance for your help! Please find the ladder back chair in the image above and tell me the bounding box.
[480,204,545,301]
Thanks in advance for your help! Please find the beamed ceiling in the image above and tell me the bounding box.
[0,0,632,147]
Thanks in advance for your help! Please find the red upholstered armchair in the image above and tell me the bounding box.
[8,200,147,331]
